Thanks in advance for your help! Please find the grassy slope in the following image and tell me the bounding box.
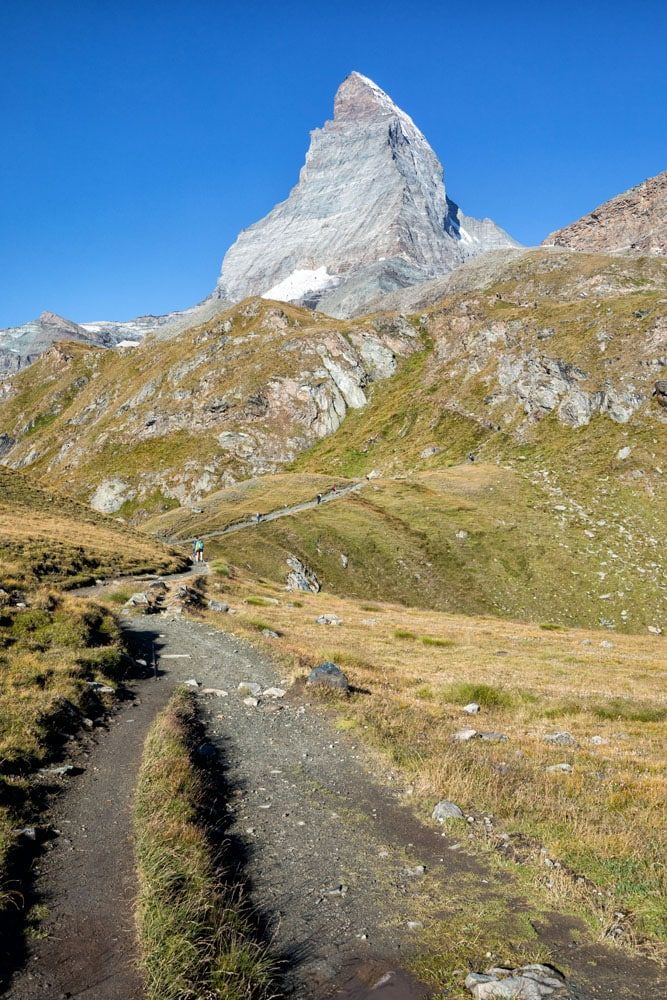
[0,467,186,590]
[161,463,665,632]
[201,569,667,948]
[134,690,272,1000]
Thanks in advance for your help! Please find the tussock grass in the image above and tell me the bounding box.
[134,690,273,1000]
[204,572,667,946]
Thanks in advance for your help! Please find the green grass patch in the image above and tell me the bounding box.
[441,681,513,709]
[539,622,566,631]
[591,698,667,723]
[245,597,275,608]
[419,635,455,648]
[134,690,274,1000]
[394,629,417,640]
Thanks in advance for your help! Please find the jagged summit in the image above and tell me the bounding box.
[543,170,667,256]
[215,72,520,317]
[333,71,416,125]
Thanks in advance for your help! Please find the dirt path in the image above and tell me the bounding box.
[177,480,365,544]
[4,630,174,1000]
[5,600,666,999]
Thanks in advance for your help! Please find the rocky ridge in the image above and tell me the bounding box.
[543,169,667,256]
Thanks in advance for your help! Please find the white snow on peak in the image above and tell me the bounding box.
[115,339,140,348]
[261,266,339,303]
[347,71,421,134]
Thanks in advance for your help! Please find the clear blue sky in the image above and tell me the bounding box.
[1,0,666,327]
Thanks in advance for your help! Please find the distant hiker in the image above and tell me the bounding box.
[193,538,205,563]
[467,452,476,463]
[256,512,263,523]
[316,492,322,505]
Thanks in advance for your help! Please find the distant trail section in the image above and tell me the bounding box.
[176,480,366,544]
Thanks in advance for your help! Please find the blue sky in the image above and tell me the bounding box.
[1,0,666,327]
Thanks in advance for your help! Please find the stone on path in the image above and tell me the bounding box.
[238,681,262,697]
[263,687,286,699]
[306,661,349,691]
[243,696,259,707]
[432,800,464,822]
[200,687,228,697]
[183,678,201,688]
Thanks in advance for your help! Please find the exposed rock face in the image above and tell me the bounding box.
[0,299,422,507]
[215,72,519,318]
[0,312,109,374]
[543,170,667,256]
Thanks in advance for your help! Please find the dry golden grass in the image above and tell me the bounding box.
[204,570,667,946]
[0,467,186,590]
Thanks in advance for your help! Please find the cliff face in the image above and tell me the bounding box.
[215,72,519,318]
[543,170,667,256]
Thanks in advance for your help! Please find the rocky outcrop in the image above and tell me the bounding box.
[543,170,667,256]
[0,299,422,509]
[215,72,519,318]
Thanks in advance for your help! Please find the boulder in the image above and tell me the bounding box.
[263,687,286,699]
[432,799,464,822]
[453,728,479,742]
[306,661,349,691]
[546,763,573,773]
[207,599,229,612]
[465,963,571,999]
[286,555,321,593]
[315,614,342,625]
[463,702,481,714]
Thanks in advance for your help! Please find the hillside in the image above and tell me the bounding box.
[0,299,421,513]
[0,467,186,590]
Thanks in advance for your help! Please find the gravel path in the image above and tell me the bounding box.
[5,600,667,999]
[176,481,365,544]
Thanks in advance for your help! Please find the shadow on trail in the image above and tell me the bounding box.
[187,719,296,996]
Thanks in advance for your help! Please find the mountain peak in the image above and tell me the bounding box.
[333,72,408,123]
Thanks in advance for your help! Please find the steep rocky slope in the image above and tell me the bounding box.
[215,72,519,317]
[0,299,422,511]
[543,169,667,256]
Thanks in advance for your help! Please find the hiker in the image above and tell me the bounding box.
[316,492,322,504]
[193,537,205,563]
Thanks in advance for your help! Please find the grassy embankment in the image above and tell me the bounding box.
[199,565,667,958]
[134,690,273,1000]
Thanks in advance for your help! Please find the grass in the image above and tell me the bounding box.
[203,569,667,949]
[0,467,186,591]
[134,690,273,1000]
